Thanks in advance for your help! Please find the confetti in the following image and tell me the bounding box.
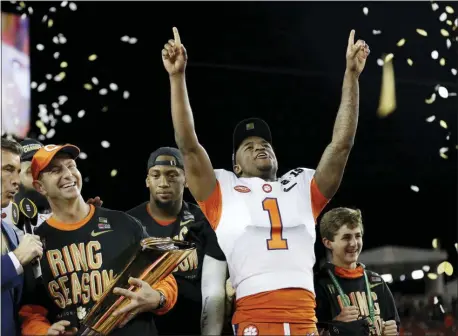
[99,88,108,95]
[110,169,118,177]
[396,38,406,47]
[377,55,396,118]
[446,39,451,49]
[46,129,56,138]
[121,35,129,42]
[79,152,87,160]
[58,34,67,44]
[440,120,448,129]
[407,58,413,66]
[363,7,369,15]
[439,12,447,21]
[431,3,439,11]
[37,83,47,92]
[431,50,439,59]
[91,77,99,85]
[440,29,449,37]
[54,72,66,82]
[53,52,60,59]
[123,91,130,99]
[38,135,46,141]
[439,147,449,159]
[52,36,59,44]
[452,68,457,75]
[426,115,436,122]
[84,177,90,182]
[77,110,85,118]
[449,92,457,97]
[425,93,436,104]
[58,95,68,105]
[438,86,448,98]
[27,7,33,14]
[384,53,394,62]
[48,19,54,28]
[432,238,439,249]
[377,58,384,66]
[101,141,110,148]
[427,273,438,280]
[61,1,68,7]
[416,29,428,36]
[36,44,44,51]
[84,83,93,90]
[19,1,25,8]
[88,54,98,61]
[62,115,72,123]
[54,109,61,116]
[446,20,452,26]
[410,185,420,192]
[52,102,59,109]
[109,83,118,91]
[446,134,450,140]
[21,13,26,20]
[129,37,138,44]
[69,2,77,11]
[45,74,52,80]
[439,58,446,66]
[31,81,37,89]
[102,106,108,112]
[42,15,48,22]
[372,30,382,35]
[60,61,68,68]
[445,6,454,14]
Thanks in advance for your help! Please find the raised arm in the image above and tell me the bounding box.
[162,28,216,202]
[314,30,370,199]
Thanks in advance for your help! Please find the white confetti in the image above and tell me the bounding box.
[31,81,37,89]
[110,169,118,177]
[58,95,68,105]
[99,88,108,95]
[101,141,110,148]
[69,2,77,11]
[440,147,449,159]
[37,82,47,92]
[61,1,68,7]
[431,3,439,11]
[42,14,48,22]
[36,44,45,51]
[377,58,384,66]
[58,34,67,44]
[439,12,447,21]
[426,115,436,122]
[79,152,87,160]
[410,185,420,192]
[53,52,60,59]
[21,13,26,20]
[123,91,130,99]
[45,74,52,80]
[438,86,449,98]
[54,72,66,82]
[27,6,33,14]
[52,36,59,44]
[372,30,382,35]
[446,134,450,140]
[446,39,451,49]
[54,109,61,116]
[451,68,457,75]
[77,110,85,118]
[38,135,46,141]
[128,37,137,44]
[92,77,99,85]
[84,177,90,182]
[46,129,56,138]
[109,83,118,91]
[431,50,439,59]
[62,115,72,123]
[52,102,59,109]
[363,7,369,15]
[449,92,457,97]
[121,35,129,42]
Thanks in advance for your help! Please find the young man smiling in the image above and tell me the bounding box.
[315,207,400,336]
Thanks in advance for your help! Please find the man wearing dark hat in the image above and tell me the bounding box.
[161,28,370,334]
[127,147,227,336]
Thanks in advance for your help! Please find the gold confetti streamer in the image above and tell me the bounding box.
[377,55,396,118]
[88,54,97,61]
[48,19,54,28]
[439,120,448,129]
[111,169,118,177]
[416,29,428,36]
[440,29,449,37]
[445,6,454,14]
[439,58,446,66]
[84,83,93,90]
[60,61,68,68]
[396,38,406,47]
[407,58,413,66]
[425,93,436,104]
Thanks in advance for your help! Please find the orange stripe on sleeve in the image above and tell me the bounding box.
[152,274,177,315]
[19,304,51,336]
[311,177,329,222]
[197,181,223,230]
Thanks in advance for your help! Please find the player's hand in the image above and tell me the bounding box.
[86,196,103,207]
[46,320,77,336]
[13,233,43,266]
[334,305,360,322]
[382,320,398,336]
[112,277,162,328]
[162,27,187,77]
[346,30,370,76]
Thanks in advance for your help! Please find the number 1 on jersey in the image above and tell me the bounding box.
[263,198,288,250]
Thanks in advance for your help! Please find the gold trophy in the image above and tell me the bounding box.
[79,237,195,336]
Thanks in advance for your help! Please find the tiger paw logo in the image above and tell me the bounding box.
[77,306,87,320]
[243,325,258,336]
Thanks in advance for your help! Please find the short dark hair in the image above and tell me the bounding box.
[1,138,23,157]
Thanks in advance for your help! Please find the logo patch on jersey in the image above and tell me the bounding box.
[91,230,113,237]
[262,184,272,193]
[234,185,251,193]
[98,223,111,230]
[243,325,258,336]
[98,217,108,224]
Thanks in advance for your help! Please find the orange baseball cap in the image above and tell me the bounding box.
[31,144,80,180]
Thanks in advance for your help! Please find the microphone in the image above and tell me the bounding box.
[18,198,42,278]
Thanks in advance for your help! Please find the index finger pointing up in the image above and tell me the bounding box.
[173,27,181,48]
[348,29,355,46]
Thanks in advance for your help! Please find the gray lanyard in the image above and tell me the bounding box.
[327,269,377,334]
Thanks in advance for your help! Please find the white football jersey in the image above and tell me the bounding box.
[213,167,317,300]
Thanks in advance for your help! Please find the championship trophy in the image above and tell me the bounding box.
[79,237,195,336]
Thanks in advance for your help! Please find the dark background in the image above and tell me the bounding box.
[2,1,457,282]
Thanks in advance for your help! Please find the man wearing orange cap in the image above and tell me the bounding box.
[19,144,178,336]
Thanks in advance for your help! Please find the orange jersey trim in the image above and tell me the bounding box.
[46,204,95,231]
[311,177,329,222]
[197,181,223,230]
[233,288,317,325]
[19,304,51,336]
[146,204,176,226]
[334,265,364,279]
[153,274,178,315]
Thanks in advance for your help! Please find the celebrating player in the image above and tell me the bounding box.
[162,27,369,335]
[127,147,227,335]
[315,207,399,336]
[19,144,177,336]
